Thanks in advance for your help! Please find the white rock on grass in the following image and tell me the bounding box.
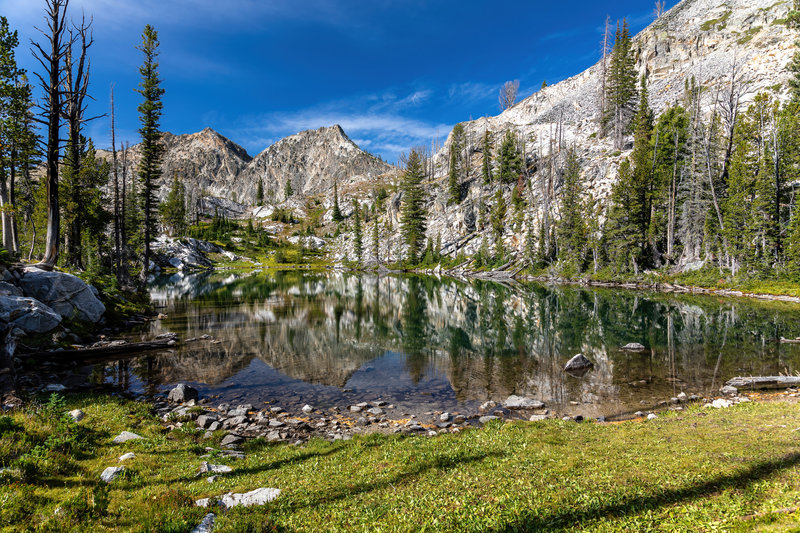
[196,488,281,509]
[710,399,733,409]
[100,466,124,483]
[68,409,85,422]
[647,413,658,420]
[112,431,143,444]
[199,462,232,474]
[119,452,136,462]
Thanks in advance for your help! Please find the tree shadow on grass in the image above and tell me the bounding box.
[488,451,800,532]
[291,449,506,511]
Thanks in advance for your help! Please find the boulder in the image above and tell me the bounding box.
[68,409,85,422]
[197,487,281,509]
[19,267,105,322]
[0,282,22,297]
[0,295,62,333]
[621,342,646,351]
[112,431,143,444]
[564,354,594,373]
[100,466,124,483]
[504,395,545,410]
[190,513,216,533]
[168,383,199,403]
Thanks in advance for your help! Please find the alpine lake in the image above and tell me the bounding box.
[81,270,800,421]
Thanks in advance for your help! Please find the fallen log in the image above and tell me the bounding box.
[780,337,800,344]
[725,376,800,390]
[22,338,177,361]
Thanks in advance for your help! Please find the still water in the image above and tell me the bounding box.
[95,270,800,419]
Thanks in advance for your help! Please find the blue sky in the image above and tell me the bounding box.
[3,0,678,163]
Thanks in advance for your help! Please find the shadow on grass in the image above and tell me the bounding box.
[292,449,505,511]
[489,451,800,532]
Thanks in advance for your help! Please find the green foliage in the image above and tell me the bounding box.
[136,25,165,276]
[490,189,506,260]
[352,200,362,264]
[556,148,587,270]
[496,130,522,183]
[332,180,343,222]
[481,130,493,185]
[448,123,465,205]
[159,173,187,237]
[400,149,427,264]
[256,179,264,206]
[604,19,638,148]
[284,179,293,200]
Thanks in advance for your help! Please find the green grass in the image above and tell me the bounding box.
[701,10,732,31]
[3,394,800,531]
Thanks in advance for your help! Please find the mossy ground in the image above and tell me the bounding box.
[2,394,800,531]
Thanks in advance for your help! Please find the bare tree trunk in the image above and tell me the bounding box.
[33,0,70,270]
[9,149,19,253]
[111,85,121,276]
[0,168,13,252]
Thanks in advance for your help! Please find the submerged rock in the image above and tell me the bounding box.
[564,354,594,374]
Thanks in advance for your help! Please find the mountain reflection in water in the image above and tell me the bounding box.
[97,270,800,418]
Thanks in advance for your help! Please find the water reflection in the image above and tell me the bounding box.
[99,270,800,418]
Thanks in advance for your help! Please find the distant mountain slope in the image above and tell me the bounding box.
[102,125,394,213]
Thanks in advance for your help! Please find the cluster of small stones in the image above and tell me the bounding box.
[156,385,559,444]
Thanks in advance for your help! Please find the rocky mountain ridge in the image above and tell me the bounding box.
[101,125,395,219]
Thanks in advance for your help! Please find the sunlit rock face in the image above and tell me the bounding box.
[98,125,394,219]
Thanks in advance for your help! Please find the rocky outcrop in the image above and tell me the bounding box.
[0,296,62,333]
[19,267,106,323]
[329,0,798,266]
[238,125,394,205]
[150,236,220,271]
[101,125,394,220]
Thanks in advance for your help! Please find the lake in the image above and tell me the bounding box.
[92,269,800,420]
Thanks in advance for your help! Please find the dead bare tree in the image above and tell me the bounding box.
[31,0,71,269]
[717,58,752,185]
[110,84,121,277]
[654,1,666,19]
[599,15,612,136]
[499,80,519,111]
[61,15,94,268]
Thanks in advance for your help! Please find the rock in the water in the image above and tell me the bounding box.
[302,404,314,413]
[504,395,545,410]
[119,452,135,462]
[19,267,105,322]
[112,431,143,444]
[439,412,451,422]
[564,354,594,373]
[190,513,216,533]
[218,488,281,508]
[367,407,383,416]
[621,342,646,351]
[168,384,199,403]
[0,295,62,333]
[68,409,85,422]
[100,466,124,483]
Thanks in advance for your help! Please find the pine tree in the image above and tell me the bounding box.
[284,179,293,200]
[790,36,800,102]
[481,130,493,185]
[256,179,264,206]
[160,173,187,236]
[605,19,638,149]
[604,159,641,271]
[435,232,442,262]
[136,24,165,280]
[332,180,343,221]
[524,215,537,268]
[400,149,427,264]
[448,123,464,205]
[372,207,379,262]
[497,130,523,183]
[490,189,507,261]
[353,200,362,265]
[629,76,656,261]
[556,148,587,270]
